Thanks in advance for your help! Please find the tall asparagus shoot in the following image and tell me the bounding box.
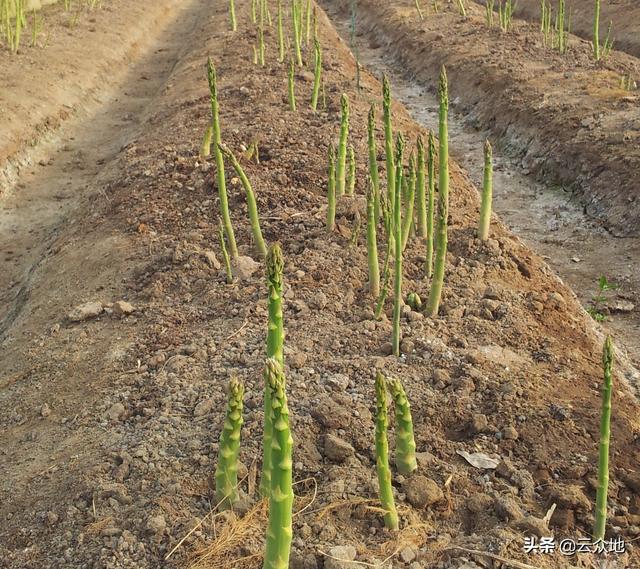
[478,139,493,241]
[425,132,436,278]
[260,244,285,497]
[229,0,237,31]
[347,145,356,196]
[416,135,427,239]
[214,375,244,509]
[382,76,395,211]
[262,358,294,569]
[593,0,600,60]
[375,372,399,531]
[252,0,257,23]
[387,376,417,475]
[392,135,404,357]
[367,105,381,222]
[277,0,285,63]
[401,156,416,251]
[259,23,266,66]
[291,0,302,66]
[305,0,312,44]
[594,336,614,542]
[207,59,238,259]
[336,94,350,198]
[327,144,337,232]
[366,178,380,298]
[288,59,297,112]
[415,0,424,21]
[219,225,233,284]
[427,67,449,317]
[219,144,268,258]
[311,38,322,111]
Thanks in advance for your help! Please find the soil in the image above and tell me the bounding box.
[509,0,640,59]
[1,2,640,569]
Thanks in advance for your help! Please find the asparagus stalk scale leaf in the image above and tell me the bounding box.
[387,376,417,475]
[262,358,294,569]
[214,375,244,509]
[261,244,285,497]
[375,371,399,531]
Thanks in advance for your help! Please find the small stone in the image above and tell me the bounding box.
[513,515,551,537]
[288,350,308,370]
[402,476,444,509]
[194,398,215,417]
[203,250,222,269]
[324,545,357,569]
[105,403,126,421]
[380,342,393,356]
[467,493,493,514]
[470,413,488,434]
[400,339,415,354]
[326,374,350,391]
[146,515,166,535]
[232,256,260,280]
[502,426,519,440]
[324,434,355,462]
[399,546,416,563]
[68,301,104,322]
[494,495,524,522]
[310,291,328,310]
[40,403,51,418]
[46,511,59,525]
[113,301,135,317]
[547,484,591,512]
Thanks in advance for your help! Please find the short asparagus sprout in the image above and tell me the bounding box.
[594,336,614,542]
[311,38,322,111]
[219,144,268,258]
[366,178,380,298]
[327,143,337,233]
[593,0,601,59]
[375,372,399,530]
[207,58,238,259]
[478,139,493,241]
[401,155,416,251]
[382,76,395,211]
[427,66,449,317]
[392,134,404,357]
[406,292,422,311]
[260,244,285,497]
[387,376,417,475]
[456,0,467,17]
[277,0,285,63]
[367,105,381,221]
[425,132,436,278]
[214,375,244,509]
[219,225,233,284]
[200,124,214,158]
[336,94,350,198]
[262,358,294,569]
[288,59,297,112]
[346,144,356,196]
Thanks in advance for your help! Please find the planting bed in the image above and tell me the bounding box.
[1,1,640,569]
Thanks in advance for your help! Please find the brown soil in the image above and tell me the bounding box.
[509,0,640,59]
[323,0,640,239]
[1,2,640,569]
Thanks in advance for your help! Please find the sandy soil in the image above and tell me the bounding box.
[1,1,640,569]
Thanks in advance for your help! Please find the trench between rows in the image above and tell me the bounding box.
[320,0,640,386]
